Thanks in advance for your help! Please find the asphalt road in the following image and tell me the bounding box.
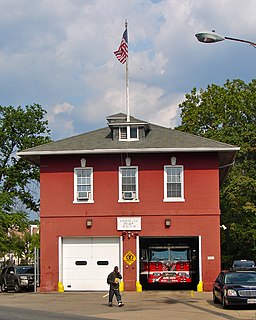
[0,290,255,320]
[0,306,105,320]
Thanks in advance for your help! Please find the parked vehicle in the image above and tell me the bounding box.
[213,269,256,308]
[231,260,255,270]
[140,245,197,285]
[0,266,34,292]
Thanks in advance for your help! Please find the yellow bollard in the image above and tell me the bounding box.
[119,281,124,292]
[58,281,64,292]
[136,281,142,292]
[197,281,203,292]
[190,290,194,298]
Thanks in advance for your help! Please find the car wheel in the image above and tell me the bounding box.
[213,291,219,304]
[222,295,227,309]
[14,283,21,293]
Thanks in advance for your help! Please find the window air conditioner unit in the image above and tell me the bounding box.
[123,191,134,200]
[77,191,89,200]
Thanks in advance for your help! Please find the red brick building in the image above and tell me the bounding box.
[18,113,239,292]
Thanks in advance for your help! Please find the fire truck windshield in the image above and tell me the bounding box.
[170,249,188,261]
[149,249,168,261]
[148,248,189,261]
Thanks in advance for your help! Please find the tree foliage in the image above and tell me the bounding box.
[0,104,51,261]
[176,79,256,268]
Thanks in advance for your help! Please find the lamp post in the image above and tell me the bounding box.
[195,30,256,48]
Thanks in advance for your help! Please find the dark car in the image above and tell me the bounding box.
[231,260,255,270]
[1,265,34,292]
[213,269,256,308]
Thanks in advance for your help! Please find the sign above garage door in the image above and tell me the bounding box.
[117,217,141,230]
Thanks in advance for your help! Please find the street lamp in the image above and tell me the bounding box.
[195,30,256,48]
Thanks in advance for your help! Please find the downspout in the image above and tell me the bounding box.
[119,236,124,292]
[136,235,142,292]
[58,237,64,292]
[197,235,203,292]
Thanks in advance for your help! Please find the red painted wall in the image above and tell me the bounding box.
[39,152,220,291]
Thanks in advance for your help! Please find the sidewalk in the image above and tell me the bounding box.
[0,290,255,320]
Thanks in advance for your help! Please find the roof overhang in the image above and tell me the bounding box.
[18,147,239,159]
[18,146,239,164]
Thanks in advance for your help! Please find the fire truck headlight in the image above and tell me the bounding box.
[153,273,161,276]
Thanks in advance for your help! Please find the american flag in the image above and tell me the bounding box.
[114,29,128,64]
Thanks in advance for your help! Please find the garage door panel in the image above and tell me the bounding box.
[92,237,117,245]
[63,257,89,268]
[63,237,91,245]
[62,237,120,291]
[63,266,90,281]
[65,279,96,291]
[64,247,90,256]
[93,245,119,258]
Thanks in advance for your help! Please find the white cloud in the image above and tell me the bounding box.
[47,102,75,139]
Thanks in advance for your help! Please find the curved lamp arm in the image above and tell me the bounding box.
[195,31,256,48]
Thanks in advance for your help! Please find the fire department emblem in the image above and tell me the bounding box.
[123,250,136,266]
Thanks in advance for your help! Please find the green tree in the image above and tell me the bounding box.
[0,104,51,261]
[176,79,256,268]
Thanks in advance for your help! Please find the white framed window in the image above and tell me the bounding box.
[118,166,139,202]
[119,127,127,140]
[164,165,184,202]
[74,167,94,203]
[119,126,138,141]
[130,126,138,139]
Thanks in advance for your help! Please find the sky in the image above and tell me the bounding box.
[1,0,256,142]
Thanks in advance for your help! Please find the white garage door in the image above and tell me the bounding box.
[62,237,120,291]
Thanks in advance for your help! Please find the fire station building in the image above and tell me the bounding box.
[18,113,239,292]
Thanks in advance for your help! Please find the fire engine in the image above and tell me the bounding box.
[140,245,194,284]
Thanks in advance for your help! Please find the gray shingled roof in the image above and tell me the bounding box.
[18,114,239,184]
[19,123,238,152]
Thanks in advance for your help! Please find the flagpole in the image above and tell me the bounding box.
[125,19,130,122]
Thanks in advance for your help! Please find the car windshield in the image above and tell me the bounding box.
[16,266,34,274]
[225,272,256,284]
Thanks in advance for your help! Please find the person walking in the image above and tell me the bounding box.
[107,266,124,307]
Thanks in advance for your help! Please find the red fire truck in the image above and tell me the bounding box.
[140,245,193,284]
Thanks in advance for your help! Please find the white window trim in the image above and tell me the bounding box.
[119,126,139,141]
[163,165,185,202]
[73,167,94,203]
[118,166,139,202]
